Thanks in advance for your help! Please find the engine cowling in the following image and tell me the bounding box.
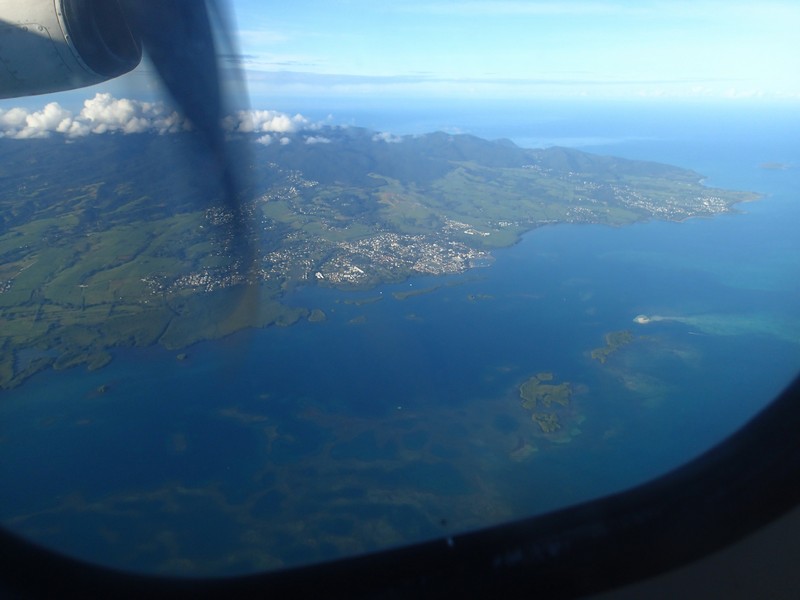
[0,0,141,99]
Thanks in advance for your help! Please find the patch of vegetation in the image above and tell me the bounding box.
[0,130,758,388]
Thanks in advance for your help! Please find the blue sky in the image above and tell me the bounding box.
[230,0,800,104]
[1,0,798,123]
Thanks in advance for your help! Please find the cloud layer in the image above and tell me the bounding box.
[222,109,311,134]
[222,108,317,146]
[0,94,188,139]
[0,94,315,141]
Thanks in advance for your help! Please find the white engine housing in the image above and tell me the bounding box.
[0,0,141,99]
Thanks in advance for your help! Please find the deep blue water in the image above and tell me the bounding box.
[1,102,799,575]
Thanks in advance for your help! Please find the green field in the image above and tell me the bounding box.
[0,131,758,388]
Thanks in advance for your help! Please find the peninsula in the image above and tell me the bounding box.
[0,128,760,388]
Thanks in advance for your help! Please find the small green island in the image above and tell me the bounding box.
[0,129,760,388]
[518,372,573,434]
[591,330,635,364]
[308,308,327,322]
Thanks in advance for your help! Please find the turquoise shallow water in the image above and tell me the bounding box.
[1,104,799,575]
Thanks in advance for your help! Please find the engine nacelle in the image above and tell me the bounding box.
[0,0,141,99]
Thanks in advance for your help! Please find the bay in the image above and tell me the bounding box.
[1,102,798,575]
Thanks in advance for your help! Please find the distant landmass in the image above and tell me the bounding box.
[0,127,760,388]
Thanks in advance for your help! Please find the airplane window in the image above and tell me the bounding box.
[0,0,798,579]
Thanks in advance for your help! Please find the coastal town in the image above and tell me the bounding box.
[148,152,743,297]
[0,130,759,388]
[262,231,490,287]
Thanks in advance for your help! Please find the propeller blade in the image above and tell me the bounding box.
[118,0,255,270]
[117,0,259,337]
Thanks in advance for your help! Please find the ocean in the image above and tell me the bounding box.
[1,100,799,575]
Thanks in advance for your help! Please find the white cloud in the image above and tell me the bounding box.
[0,94,318,141]
[0,107,27,128]
[79,94,188,135]
[223,109,311,134]
[0,93,188,139]
[0,102,74,139]
[372,131,403,143]
[304,135,330,144]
